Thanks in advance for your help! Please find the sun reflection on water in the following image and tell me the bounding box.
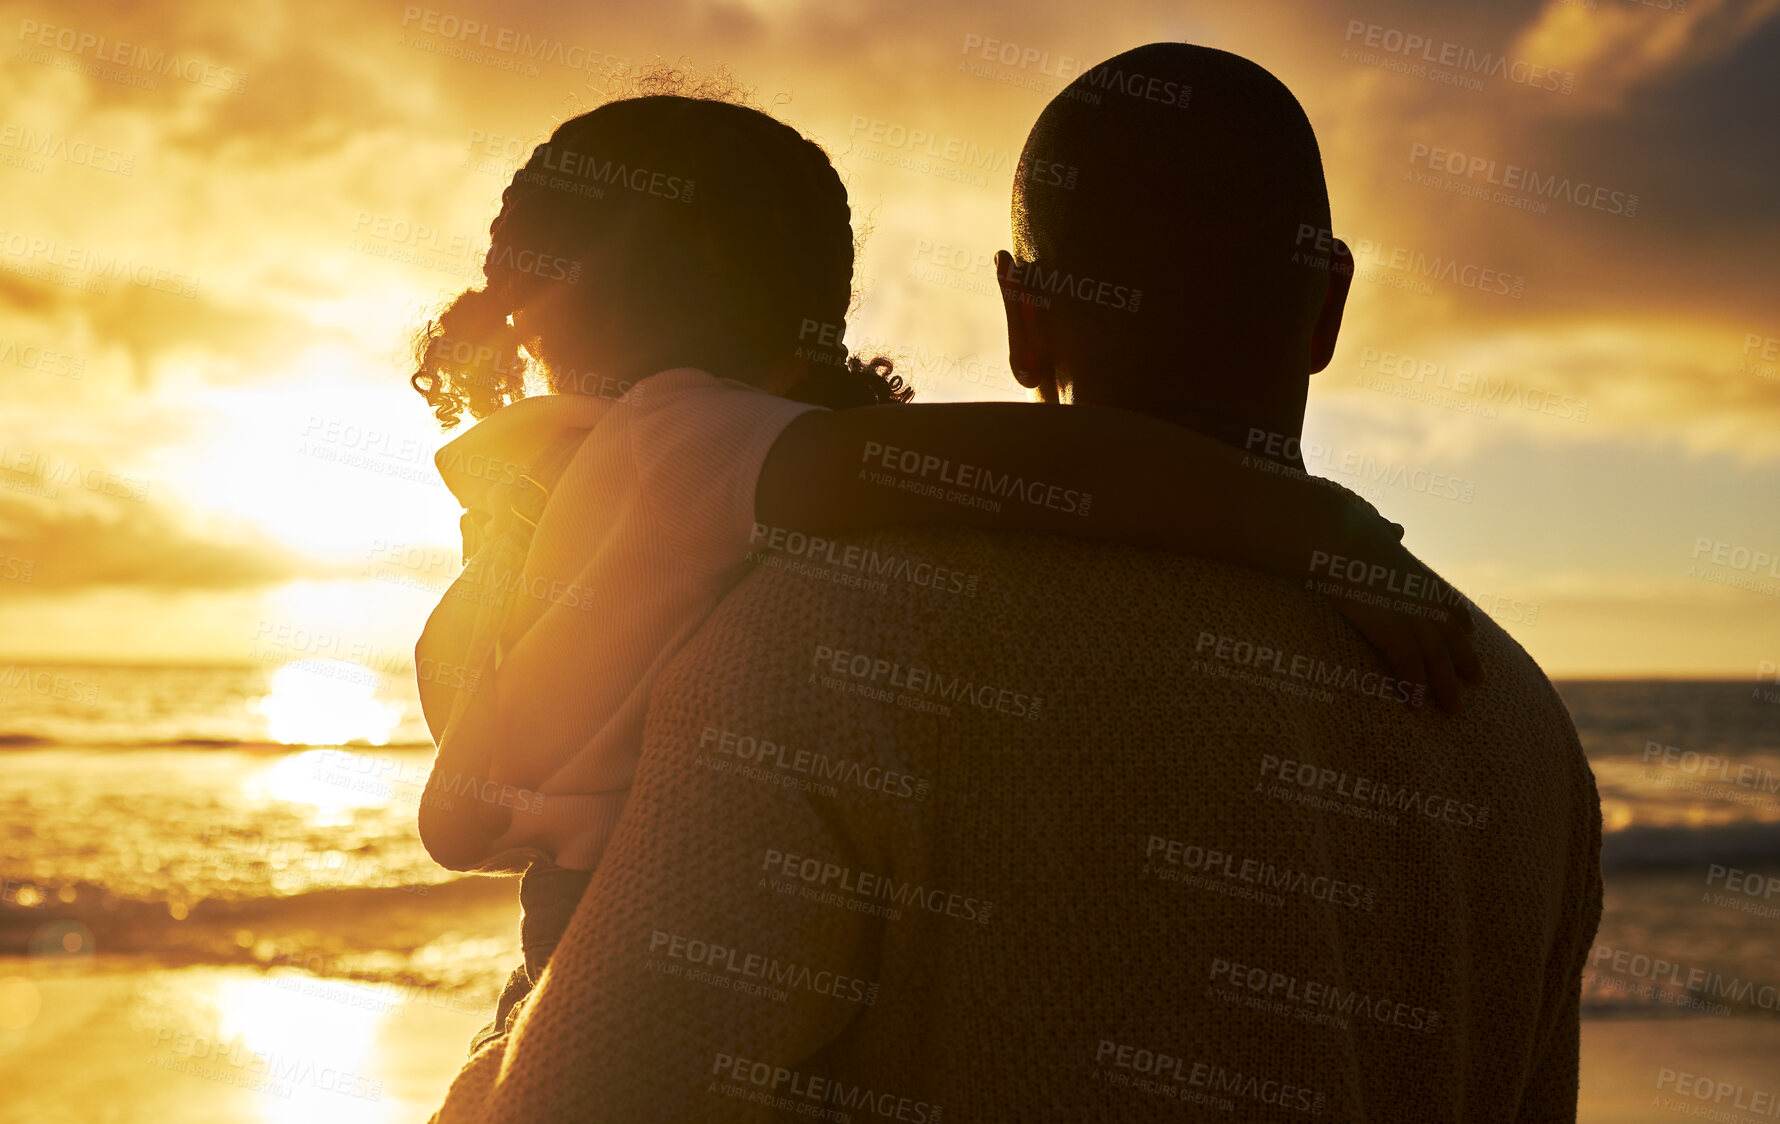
[249,660,405,747]
[212,974,396,1123]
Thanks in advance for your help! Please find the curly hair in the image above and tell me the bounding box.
[411,73,910,428]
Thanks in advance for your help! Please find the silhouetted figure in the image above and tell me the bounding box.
[431,46,1597,1123]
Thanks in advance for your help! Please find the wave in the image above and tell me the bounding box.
[0,734,434,752]
[1602,821,1780,872]
[0,876,511,962]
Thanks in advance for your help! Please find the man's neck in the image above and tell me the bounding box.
[1056,361,1310,473]
[1167,406,1305,471]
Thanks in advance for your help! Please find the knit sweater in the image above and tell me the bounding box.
[432,527,1603,1123]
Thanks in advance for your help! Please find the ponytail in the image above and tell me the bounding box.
[784,354,913,409]
[410,285,526,429]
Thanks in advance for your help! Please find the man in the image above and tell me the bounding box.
[434,43,1601,1122]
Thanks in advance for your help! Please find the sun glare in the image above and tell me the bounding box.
[213,974,395,1123]
[250,660,405,747]
[171,355,462,565]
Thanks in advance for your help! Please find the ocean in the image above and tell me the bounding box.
[0,662,516,1008]
[0,664,1776,1118]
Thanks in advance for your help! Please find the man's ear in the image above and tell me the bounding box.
[996,250,1057,399]
[1308,237,1353,375]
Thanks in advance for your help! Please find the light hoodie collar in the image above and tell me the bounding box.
[433,392,612,515]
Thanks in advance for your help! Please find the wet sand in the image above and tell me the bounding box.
[0,961,488,1124]
[4,958,1775,1122]
[1580,1017,1780,1123]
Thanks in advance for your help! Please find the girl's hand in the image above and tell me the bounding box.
[1316,501,1485,714]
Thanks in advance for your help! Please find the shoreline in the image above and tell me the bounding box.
[4,956,1777,1121]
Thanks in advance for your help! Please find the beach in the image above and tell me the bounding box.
[3,666,1778,1119]
[8,968,1780,1122]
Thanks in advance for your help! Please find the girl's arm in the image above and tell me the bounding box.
[756,402,1482,713]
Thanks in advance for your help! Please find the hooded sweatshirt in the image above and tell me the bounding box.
[414,367,819,872]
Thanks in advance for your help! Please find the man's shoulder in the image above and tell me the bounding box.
[732,525,1286,612]
[720,526,1574,733]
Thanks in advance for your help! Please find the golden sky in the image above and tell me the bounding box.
[1,0,1777,676]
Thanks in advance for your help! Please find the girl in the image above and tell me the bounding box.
[407,86,1478,1050]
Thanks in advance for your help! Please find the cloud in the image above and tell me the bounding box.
[1510,0,1780,113]
[0,483,337,591]
[2,0,1776,673]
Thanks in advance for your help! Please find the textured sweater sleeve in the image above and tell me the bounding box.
[431,694,879,1122]
[1515,718,1604,1122]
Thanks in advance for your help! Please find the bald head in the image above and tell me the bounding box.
[1003,43,1346,430]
